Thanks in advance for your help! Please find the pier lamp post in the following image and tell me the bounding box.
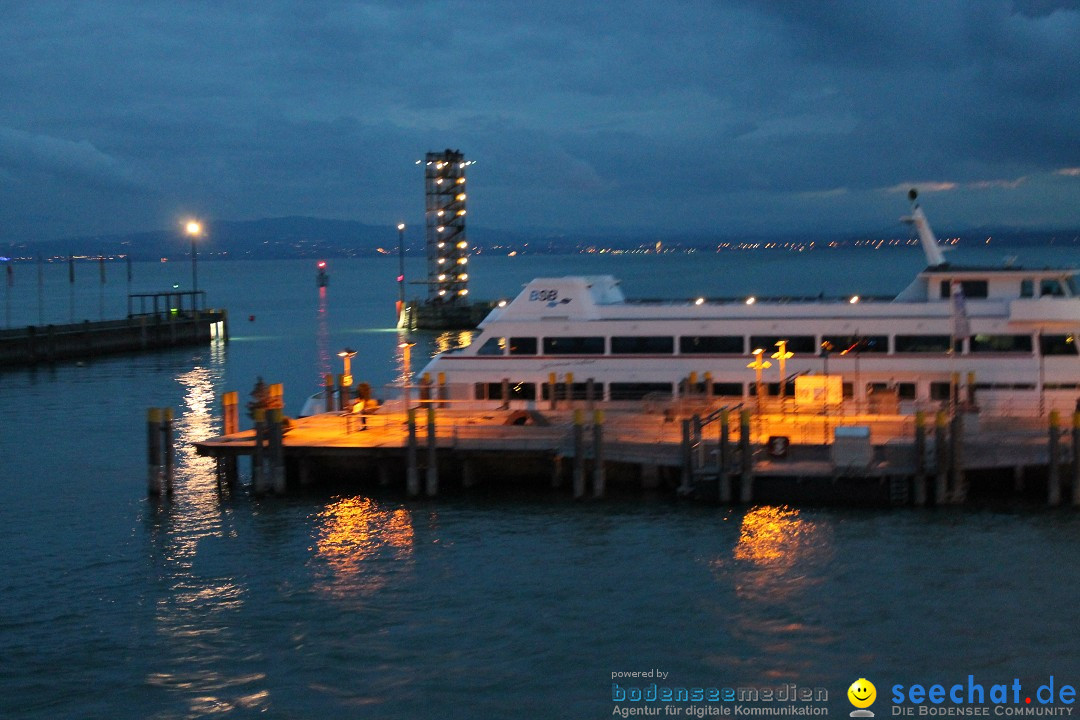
[396,223,407,325]
[337,348,357,387]
[772,340,793,412]
[399,340,415,406]
[185,220,202,297]
[747,348,772,414]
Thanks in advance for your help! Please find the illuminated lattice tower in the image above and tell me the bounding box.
[424,149,471,303]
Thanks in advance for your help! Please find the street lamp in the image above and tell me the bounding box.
[337,348,357,387]
[185,220,202,297]
[747,348,772,414]
[771,340,793,411]
[399,340,415,406]
[396,223,406,325]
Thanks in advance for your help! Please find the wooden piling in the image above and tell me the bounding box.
[268,409,286,494]
[425,406,438,497]
[679,418,693,495]
[548,372,557,411]
[1048,411,1061,506]
[1073,412,1080,507]
[704,372,713,402]
[739,409,753,503]
[462,455,476,488]
[913,411,927,506]
[420,372,431,404]
[719,408,732,503]
[323,374,334,413]
[162,408,174,496]
[551,454,563,488]
[586,378,595,412]
[147,408,163,496]
[692,414,704,469]
[592,409,605,498]
[950,411,966,503]
[565,372,575,408]
[500,377,510,410]
[406,408,420,497]
[572,409,585,499]
[252,408,267,494]
[437,371,447,408]
[934,411,948,505]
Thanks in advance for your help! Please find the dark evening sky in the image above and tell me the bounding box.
[2,0,1079,243]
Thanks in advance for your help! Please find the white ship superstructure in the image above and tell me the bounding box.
[418,192,1079,416]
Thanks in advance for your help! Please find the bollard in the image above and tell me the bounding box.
[324,374,334,413]
[147,408,163,496]
[719,408,732,503]
[406,408,420,496]
[739,409,753,503]
[1048,411,1061,506]
[426,406,438,497]
[592,409,605,498]
[162,408,174,496]
[934,411,948,505]
[913,411,927,506]
[572,409,585,499]
[548,372,557,411]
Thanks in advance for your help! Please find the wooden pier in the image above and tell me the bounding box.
[192,395,1080,507]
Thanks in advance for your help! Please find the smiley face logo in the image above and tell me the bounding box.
[848,678,876,709]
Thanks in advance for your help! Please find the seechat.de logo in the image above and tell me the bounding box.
[848,678,877,718]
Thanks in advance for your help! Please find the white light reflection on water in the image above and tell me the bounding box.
[712,506,837,678]
[143,357,271,716]
[310,496,416,601]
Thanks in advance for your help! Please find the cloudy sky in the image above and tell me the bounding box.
[2,0,1079,243]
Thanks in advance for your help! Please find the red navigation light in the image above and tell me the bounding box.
[397,274,404,282]
[317,261,327,269]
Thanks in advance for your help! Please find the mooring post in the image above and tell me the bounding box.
[323,374,334,413]
[950,411,965,503]
[719,408,732,503]
[1072,412,1080,507]
[420,372,431,405]
[572,409,585,499]
[592,409,605,498]
[252,408,267,494]
[462,455,476,488]
[692,414,705,469]
[679,418,693,495]
[437,372,447,408]
[500,377,510,411]
[162,408,174,496]
[222,391,239,484]
[934,411,948,505]
[586,378,595,412]
[688,371,698,399]
[425,406,438,497]
[268,409,286,494]
[551,454,563,488]
[147,408,163,496]
[548,372,557,411]
[565,372,575,409]
[406,408,420,497]
[739,409,753,503]
[913,411,927,506]
[1048,410,1061,507]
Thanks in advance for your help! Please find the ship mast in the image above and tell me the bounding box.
[901,188,947,268]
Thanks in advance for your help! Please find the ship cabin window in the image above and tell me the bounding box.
[542,382,604,400]
[1040,334,1078,356]
[970,334,1033,353]
[897,383,917,400]
[749,335,816,354]
[930,382,951,401]
[680,335,744,354]
[611,336,674,354]
[1040,279,1065,297]
[476,336,506,356]
[711,382,744,397]
[749,383,785,397]
[1021,279,1035,298]
[509,337,538,355]
[542,336,605,355]
[475,381,536,400]
[821,335,888,354]
[609,382,673,401]
[894,335,953,353]
[940,280,988,299]
[842,383,853,399]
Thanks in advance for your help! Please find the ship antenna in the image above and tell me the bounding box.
[901,188,947,268]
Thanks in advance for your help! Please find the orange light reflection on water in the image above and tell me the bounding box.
[311,496,415,599]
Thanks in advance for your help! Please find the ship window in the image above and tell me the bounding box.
[897,383,917,400]
[711,382,743,396]
[748,383,783,397]
[509,337,537,355]
[1040,279,1065,297]
[1040,334,1078,356]
[894,335,952,353]
[476,381,536,400]
[543,336,605,355]
[970,334,1033,353]
[541,382,604,400]
[822,335,887,354]
[679,336,744,354]
[476,336,505,356]
[749,335,816,354]
[930,382,952,401]
[609,382,672,400]
[611,336,674,354]
[842,383,853,398]
[941,280,988,298]
[1021,279,1034,298]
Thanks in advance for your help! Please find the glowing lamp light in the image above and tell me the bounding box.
[456,257,468,264]
[317,261,327,269]
[695,297,705,305]
[185,221,202,236]
[456,177,465,184]
[849,295,860,304]
[438,242,445,248]
[456,193,466,201]
[397,223,405,231]
[438,258,446,264]
[459,289,469,295]
[437,226,445,232]
[438,289,447,296]
[437,210,445,217]
[457,209,466,216]
[438,274,446,281]
[456,241,468,249]
[397,274,404,282]
[746,296,756,305]
[497,300,507,308]
[458,273,468,280]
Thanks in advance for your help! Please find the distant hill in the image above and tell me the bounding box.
[2,216,1078,261]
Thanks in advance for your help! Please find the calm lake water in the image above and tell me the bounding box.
[2,245,1080,719]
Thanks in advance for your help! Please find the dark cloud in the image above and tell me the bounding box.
[0,0,1078,242]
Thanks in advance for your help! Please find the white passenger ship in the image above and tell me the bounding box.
[417,191,1079,417]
